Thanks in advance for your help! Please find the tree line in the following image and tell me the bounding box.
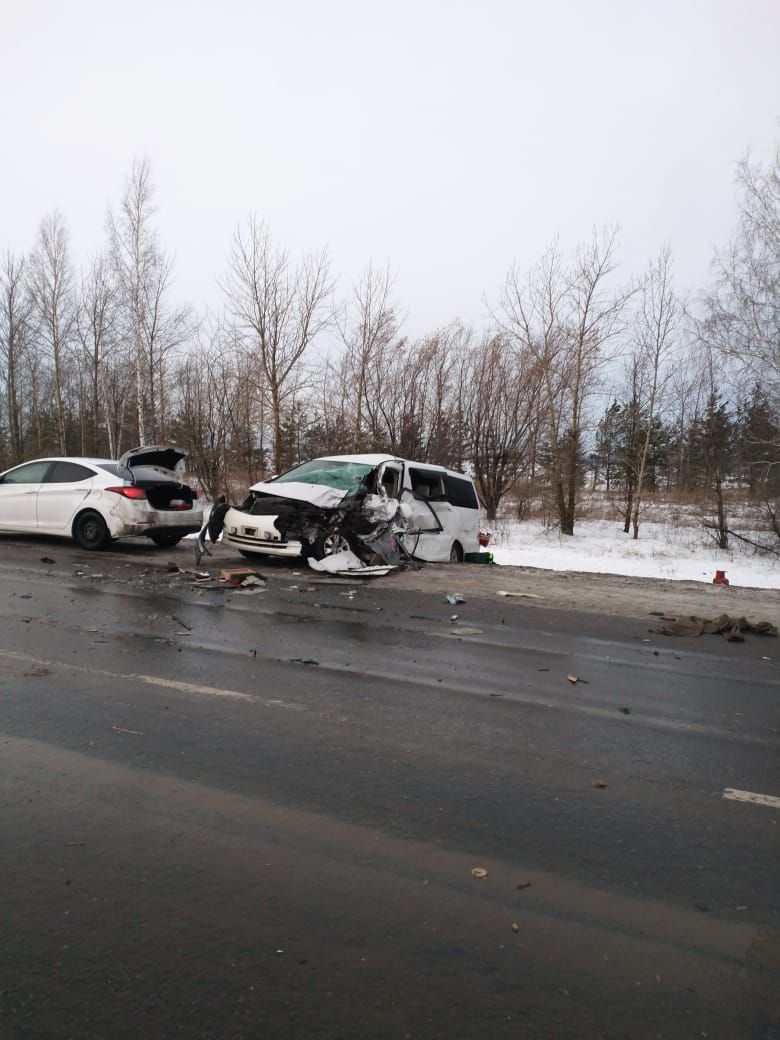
[1,149,778,549]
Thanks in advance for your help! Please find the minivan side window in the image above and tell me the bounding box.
[409,468,445,500]
[444,474,479,509]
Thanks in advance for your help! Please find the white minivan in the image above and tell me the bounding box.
[218,453,481,564]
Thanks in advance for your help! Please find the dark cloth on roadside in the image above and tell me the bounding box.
[652,613,777,641]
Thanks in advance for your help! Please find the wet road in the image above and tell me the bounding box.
[1,538,778,1039]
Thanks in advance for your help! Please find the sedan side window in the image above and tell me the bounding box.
[1,461,52,484]
[46,462,95,483]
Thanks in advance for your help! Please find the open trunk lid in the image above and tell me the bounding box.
[118,446,187,476]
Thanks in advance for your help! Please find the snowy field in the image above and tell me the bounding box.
[489,518,780,590]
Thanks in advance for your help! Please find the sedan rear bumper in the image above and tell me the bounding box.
[108,508,203,538]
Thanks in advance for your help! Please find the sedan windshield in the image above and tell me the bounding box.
[271,460,374,491]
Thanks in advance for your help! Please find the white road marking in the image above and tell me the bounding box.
[723,788,780,809]
[0,649,306,711]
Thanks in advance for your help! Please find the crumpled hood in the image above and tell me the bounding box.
[248,481,351,510]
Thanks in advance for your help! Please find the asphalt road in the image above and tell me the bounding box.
[1,536,778,1040]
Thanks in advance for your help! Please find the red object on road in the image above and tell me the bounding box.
[479,531,491,547]
[713,570,729,585]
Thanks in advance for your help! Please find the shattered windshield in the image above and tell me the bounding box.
[270,459,374,491]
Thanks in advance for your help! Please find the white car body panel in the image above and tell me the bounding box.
[35,476,94,531]
[0,483,41,528]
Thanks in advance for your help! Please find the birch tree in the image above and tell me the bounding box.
[222,216,332,473]
[628,245,680,537]
[109,158,190,445]
[75,254,119,455]
[29,212,75,454]
[0,251,34,463]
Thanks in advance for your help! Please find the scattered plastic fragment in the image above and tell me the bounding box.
[112,725,144,736]
[220,567,264,586]
[471,867,487,879]
[497,590,542,600]
[309,550,396,576]
[567,675,588,684]
[516,881,532,890]
[445,594,466,605]
[618,707,631,715]
[40,557,55,564]
[511,923,520,933]
[591,779,608,789]
[290,657,319,666]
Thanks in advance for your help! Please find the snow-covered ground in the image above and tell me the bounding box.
[489,518,780,590]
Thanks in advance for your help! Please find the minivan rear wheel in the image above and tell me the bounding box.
[73,510,110,550]
[449,541,464,563]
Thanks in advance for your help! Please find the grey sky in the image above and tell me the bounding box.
[1,0,778,334]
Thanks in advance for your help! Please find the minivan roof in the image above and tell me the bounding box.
[316,454,471,480]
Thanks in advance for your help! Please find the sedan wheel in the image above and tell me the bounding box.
[73,510,110,550]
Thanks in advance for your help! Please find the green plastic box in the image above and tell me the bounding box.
[464,551,494,564]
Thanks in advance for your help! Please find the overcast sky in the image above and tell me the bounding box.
[1,0,778,334]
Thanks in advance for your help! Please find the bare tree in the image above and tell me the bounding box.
[0,251,34,463]
[75,254,119,455]
[222,216,332,473]
[339,262,400,451]
[29,211,76,454]
[177,324,240,499]
[500,229,632,534]
[465,333,541,520]
[109,158,190,446]
[704,146,780,398]
[628,244,680,537]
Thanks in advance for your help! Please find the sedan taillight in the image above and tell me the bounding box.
[106,485,147,500]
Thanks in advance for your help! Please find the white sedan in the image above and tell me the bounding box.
[0,446,202,550]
